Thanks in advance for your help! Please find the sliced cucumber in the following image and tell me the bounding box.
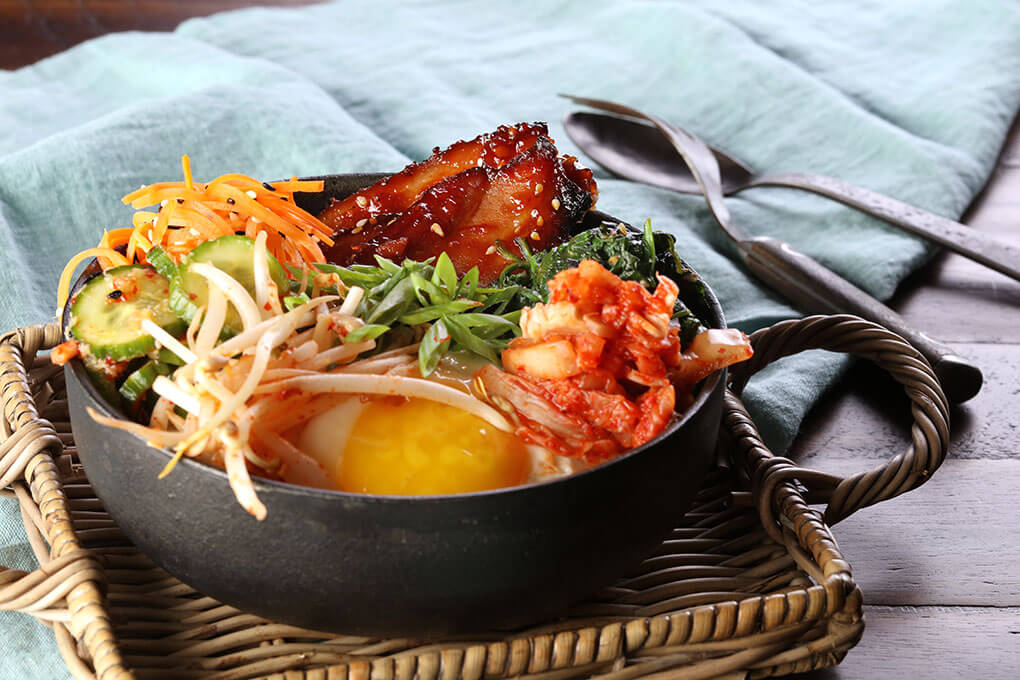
[157,347,186,366]
[70,265,184,361]
[169,235,288,335]
[119,360,173,404]
[146,246,178,280]
[85,366,123,407]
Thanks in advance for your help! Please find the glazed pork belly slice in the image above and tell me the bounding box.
[324,136,595,283]
[318,122,548,235]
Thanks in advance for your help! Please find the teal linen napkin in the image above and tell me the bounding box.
[1,1,1018,677]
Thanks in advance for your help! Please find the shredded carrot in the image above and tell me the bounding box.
[57,248,131,311]
[122,186,208,209]
[62,157,330,302]
[50,340,80,366]
[272,179,329,194]
[126,230,153,262]
[151,202,172,249]
[182,155,194,191]
[131,211,158,227]
[165,229,202,258]
[99,228,134,248]
[171,206,223,239]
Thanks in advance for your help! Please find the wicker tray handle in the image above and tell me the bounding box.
[0,315,948,680]
[723,314,951,542]
[1,323,130,680]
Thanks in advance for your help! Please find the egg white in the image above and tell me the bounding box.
[297,397,364,481]
[293,356,586,490]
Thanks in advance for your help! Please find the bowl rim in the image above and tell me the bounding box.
[63,174,727,505]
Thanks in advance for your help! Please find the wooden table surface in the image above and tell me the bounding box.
[790,116,1020,679]
[3,2,1018,679]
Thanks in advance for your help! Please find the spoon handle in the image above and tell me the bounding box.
[748,172,1020,282]
[741,235,982,403]
[561,95,983,402]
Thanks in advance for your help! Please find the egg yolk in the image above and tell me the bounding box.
[338,398,530,495]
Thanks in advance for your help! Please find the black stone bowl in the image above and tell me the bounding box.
[63,174,727,636]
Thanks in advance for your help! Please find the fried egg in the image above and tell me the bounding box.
[295,353,583,495]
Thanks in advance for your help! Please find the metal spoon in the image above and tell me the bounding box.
[564,109,1020,283]
[562,94,982,403]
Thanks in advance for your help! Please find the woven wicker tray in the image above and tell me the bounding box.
[0,314,949,680]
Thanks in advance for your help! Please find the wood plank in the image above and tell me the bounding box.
[787,343,1020,606]
[0,1,321,70]
[885,114,1020,342]
[779,459,1020,606]
[892,253,1020,343]
[790,606,1020,680]
[907,244,1020,288]
[960,155,1020,228]
[988,113,1020,169]
[789,343,1020,461]
[780,92,1020,680]
[2,5,1017,680]
[963,197,1020,232]
[966,167,1020,220]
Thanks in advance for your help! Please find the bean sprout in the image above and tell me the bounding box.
[188,262,262,331]
[89,260,510,519]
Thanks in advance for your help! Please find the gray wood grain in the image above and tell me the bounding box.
[782,115,1020,678]
[790,343,1020,462]
[994,121,1020,168]
[0,1,321,69]
[783,459,1020,606]
[3,7,1019,678]
[894,257,1020,343]
[792,606,1020,680]
[891,163,1020,343]
[968,168,1020,222]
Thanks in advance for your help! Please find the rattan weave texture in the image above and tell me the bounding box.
[0,315,949,680]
